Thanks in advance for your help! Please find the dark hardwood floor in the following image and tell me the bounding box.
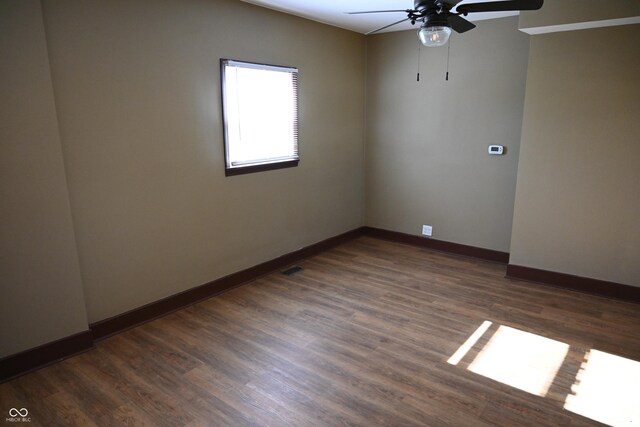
[2,236,639,426]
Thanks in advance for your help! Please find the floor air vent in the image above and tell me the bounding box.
[282,266,303,276]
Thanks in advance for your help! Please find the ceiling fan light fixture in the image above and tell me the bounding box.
[418,25,451,47]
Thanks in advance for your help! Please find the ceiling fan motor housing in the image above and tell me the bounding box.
[414,0,452,27]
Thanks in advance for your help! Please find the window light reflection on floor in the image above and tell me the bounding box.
[466,325,569,397]
[448,321,640,426]
[564,349,640,427]
[447,320,492,366]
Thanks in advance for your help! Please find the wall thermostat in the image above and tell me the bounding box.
[488,145,504,155]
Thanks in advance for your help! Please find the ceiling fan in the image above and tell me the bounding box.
[349,0,543,47]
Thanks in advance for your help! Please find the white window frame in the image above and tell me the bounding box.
[220,59,299,176]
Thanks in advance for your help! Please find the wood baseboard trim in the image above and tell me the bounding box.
[362,226,509,264]
[89,227,367,341]
[0,330,94,383]
[2,226,513,382]
[506,264,640,304]
[2,228,366,381]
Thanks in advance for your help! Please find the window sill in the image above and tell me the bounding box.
[225,159,299,177]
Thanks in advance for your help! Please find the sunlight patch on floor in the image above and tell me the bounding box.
[564,349,640,427]
[447,320,492,366]
[450,322,640,426]
[467,325,569,397]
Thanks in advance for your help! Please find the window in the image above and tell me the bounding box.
[220,59,299,176]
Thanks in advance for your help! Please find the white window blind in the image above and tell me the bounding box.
[221,59,299,174]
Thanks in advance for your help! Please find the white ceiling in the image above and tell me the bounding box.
[240,0,519,34]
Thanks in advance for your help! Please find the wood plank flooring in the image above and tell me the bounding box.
[2,236,639,426]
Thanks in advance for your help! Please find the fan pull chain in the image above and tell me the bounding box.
[446,36,451,81]
[417,44,421,82]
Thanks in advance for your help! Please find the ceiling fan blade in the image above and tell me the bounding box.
[366,17,412,35]
[347,10,408,15]
[456,0,543,14]
[448,14,476,33]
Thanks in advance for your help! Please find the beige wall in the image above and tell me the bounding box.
[40,0,365,323]
[0,0,89,356]
[365,17,529,252]
[510,24,640,286]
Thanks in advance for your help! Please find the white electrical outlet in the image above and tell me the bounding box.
[422,225,433,236]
